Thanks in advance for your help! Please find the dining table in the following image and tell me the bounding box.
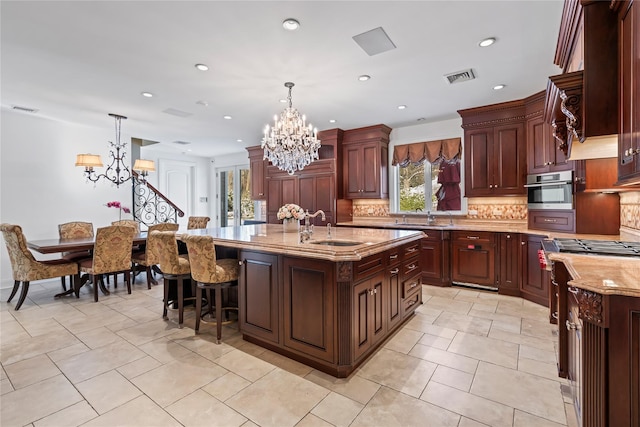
[27,232,149,298]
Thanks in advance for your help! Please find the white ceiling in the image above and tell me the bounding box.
[1,0,564,158]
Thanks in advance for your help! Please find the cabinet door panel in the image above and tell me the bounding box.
[362,144,380,197]
[494,123,525,194]
[451,244,496,286]
[520,235,549,307]
[498,233,521,296]
[282,177,298,204]
[371,276,386,345]
[353,280,371,360]
[345,146,361,197]
[464,129,492,196]
[283,257,335,363]
[314,175,335,225]
[387,266,402,330]
[298,177,315,214]
[528,115,549,174]
[239,251,279,343]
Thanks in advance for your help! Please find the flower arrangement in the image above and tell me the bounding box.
[277,203,306,221]
[105,200,131,220]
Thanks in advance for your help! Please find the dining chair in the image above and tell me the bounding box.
[149,230,193,327]
[0,223,80,310]
[181,234,239,342]
[58,221,94,291]
[77,225,136,302]
[187,216,210,230]
[111,220,140,233]
[131,222,179,289]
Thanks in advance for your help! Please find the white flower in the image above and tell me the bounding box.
[277,203,306,221]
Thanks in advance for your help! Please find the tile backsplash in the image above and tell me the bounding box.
[620,191,640,231]
[352,200,390,217]
[466,197,528,220]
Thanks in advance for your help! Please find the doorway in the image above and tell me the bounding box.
[158,159,196,229]
[217,166,255,226]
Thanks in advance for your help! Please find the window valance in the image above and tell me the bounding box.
[391,137,461,167]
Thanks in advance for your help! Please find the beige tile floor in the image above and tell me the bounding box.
[0,278,579,427]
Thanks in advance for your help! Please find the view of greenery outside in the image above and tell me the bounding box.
[240,169,254,220]
[398,162,442,212]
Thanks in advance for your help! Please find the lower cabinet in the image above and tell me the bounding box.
[451,231,497,287]
[386,251,403,331]
[352,272,387,361]
[238,250,280,343]
[420,230,451,287]
[497,233,522,296]
[520,234,549,307]
[282,257,335,363]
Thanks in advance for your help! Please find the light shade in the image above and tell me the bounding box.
[133,159,156,172]
[75,154,103,168]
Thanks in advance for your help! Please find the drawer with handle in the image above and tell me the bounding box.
[452,231,494,243]
[402,291,421,316]
[402,256,420,277]
[402,273,421,298]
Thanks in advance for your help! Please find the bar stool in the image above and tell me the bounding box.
[180,234,239,343]
[150,230,193,327]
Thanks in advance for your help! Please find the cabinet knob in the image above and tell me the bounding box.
[489,184,493,188]
[390,268,399,275]
[238,260,246,265]
[506,234,511,239]
[521,241,526,246]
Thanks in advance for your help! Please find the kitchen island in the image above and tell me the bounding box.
[180,224,425,377]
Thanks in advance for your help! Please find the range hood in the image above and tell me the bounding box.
[567,134,618,160]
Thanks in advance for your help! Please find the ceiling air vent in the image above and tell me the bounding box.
[444,69,476,85]
[172,140,191,145]
[11,105,39,113]
[163,108,192,118]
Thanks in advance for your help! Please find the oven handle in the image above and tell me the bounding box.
[524,181,572,188]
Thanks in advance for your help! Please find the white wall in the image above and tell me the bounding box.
[388,118,464,211]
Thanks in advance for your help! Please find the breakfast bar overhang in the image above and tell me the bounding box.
[180,224,425,377]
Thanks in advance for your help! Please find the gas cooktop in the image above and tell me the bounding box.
[553,238,640,258]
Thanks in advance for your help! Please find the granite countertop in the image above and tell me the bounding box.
[548,252,640,297]
[179,224,424,262]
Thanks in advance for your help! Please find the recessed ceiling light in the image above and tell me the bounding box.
[279,99,287,103]
[358,75,371,81]
[479,37,496,47]
[195,64,209,71]
[237,139,243,143]
[141,92,154,98]
[282,18,300,31]
[223,115,232,120]
[493,84,506,90]
[329,119,336,123]
[397,105,407,110]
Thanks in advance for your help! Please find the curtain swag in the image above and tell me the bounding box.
[391,137,461,167]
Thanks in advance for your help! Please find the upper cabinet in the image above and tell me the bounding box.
[614,0,640,184]
[544,0,619,159]
[247,146,267,200]
[342,124,391,199]
[525,91,571,174]
[458,101,527,197]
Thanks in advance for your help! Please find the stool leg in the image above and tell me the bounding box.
[14,281,29,310]
[7,280,20,303]
[215,285,222,344]
[195,285,202,334]
[163,277,169,319]
[177,276,184,327]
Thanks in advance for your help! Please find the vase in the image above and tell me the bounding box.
[282,218,299,233]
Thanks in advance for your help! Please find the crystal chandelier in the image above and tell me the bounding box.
[262,82,320,175]
[76,113,155,187]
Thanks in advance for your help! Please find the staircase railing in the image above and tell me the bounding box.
[131,171,185,227]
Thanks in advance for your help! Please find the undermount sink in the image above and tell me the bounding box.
[308,239,362,247]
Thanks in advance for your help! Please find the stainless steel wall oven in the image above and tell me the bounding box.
[525,170,573,210]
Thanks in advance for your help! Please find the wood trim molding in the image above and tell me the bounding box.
[576,288,606,326]
[337,261,352,282]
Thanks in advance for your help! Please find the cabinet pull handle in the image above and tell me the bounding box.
[238,260,245,266]
[543,219,557,223]
[369,288,378,295]
[521,241,526,246]
[409,282,418,289]
[565,320,576,330]
[390,268,400,274]
[552,311,558,320]
[407,264,417,270]
[389,254,398,260]
[407,248,417,253]
[407,299,417,307]
[466,236,480,240]
[568,286,579,295]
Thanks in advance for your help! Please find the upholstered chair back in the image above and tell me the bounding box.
[150,230,191,275]
[58,222,94,239]
[111,220,140,234]
[144,223,179,265]
[181,234,239,284]
[90,226,136,275]
[0,223,77,282]
[187,216,210,230]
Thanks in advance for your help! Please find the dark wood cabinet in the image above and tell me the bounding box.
[352,271,386,361]
[497,233,522,297]
[247,146,267,200]
[238,250,279,343]
[459,102,527,197]
[520,234,549,307]
[528,209,576,233]
[451,231,496,287]
[298,174,335,226]
[282,257,335,363]
[386,249,403,331]
[526,91,571,175]
[617,0,640,184]
[342,125,391,199]
[420,230,451,287]
[266,176,298,224]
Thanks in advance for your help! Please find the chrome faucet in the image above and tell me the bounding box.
[426,211,436,225]
[326,223,332,239]
[402,214,407,224]
[300,210,326,243]
[446,211,454,226]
